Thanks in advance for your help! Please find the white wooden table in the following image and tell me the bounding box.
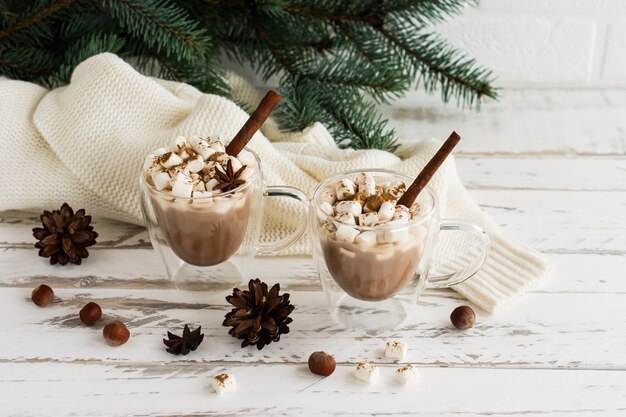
[2,90,626,416]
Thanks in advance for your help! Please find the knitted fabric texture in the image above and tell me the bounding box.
[0,53,552,312]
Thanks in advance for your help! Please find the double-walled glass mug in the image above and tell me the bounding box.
[140,148,308,290]
[310,169,491,330]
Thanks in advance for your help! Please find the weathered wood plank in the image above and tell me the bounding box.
[456,157,626,191]
[386,89,626,156]
[0,250,624,296]
[1,288,624,369]
[2,188,625,254]
[2,361,625,416]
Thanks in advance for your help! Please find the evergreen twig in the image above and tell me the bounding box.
[0,0,498,152]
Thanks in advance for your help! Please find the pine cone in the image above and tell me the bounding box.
[223,279,294,350]
[32,203,98,266]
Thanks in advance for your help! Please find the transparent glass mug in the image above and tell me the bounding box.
[310,169,491,330]
[140,149,308,290]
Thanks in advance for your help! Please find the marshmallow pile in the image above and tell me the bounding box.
[319,173,430,245]
[144,136,256,198]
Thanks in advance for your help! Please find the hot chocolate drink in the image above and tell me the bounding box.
[315,172,433,301]
[144,135,257,266]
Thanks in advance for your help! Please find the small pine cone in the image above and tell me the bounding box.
[223,279,294,350]
[32,203,98,266]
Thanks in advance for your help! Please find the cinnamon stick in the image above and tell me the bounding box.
[396,131,461,207]
[225,90,281,156]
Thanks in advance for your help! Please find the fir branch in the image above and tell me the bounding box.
[378,25,498,106]
[105,0,212,61]
[0,0,78,42]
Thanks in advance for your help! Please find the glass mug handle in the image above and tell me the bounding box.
[427,220,491,288]
[257,185,309,255]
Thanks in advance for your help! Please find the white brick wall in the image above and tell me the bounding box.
[435,0,626,87]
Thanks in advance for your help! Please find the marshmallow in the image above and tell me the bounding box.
[160,152,184,169]
[386,181,406,198]
[355,231,377,247]
[355,172,376,197]
[174,135,187,149]
[319,187,337,205]
[167,164,189,178]
[170,172,193,198]
[334,212,356,225]
[393,204,411,221]
[228,156,243,172]
[336,225,360,243]
[237,150,256,167]
[209,151,229,165]
[210,139,226,153]
[395,364,420,385]
[335,200,362,217]
[144,148,167,170]
[238,166,255,181]
[385,341,407,360]
[188,137,215,160]
[193,180,206,192]
[187,154,205,173]
[377,201,396,222]
[179,147,192,161]
[205,178,220,191]
[377,220,409,243]
[335,179,355,201]
[358,212,379,227]
[151,170,171,191]
[355,362,379,383]
[212,373,237,395]
[320,201,334,217]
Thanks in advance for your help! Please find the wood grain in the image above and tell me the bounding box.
[1,148,625,415]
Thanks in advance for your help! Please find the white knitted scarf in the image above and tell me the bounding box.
[0,53,552,312]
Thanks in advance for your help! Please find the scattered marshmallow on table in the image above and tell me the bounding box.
[385,340,407,360]
[395,364,420,385]
[355,362,379,383]
[212,373,237,394]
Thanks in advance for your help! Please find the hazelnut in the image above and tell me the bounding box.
[79,302,102,326]
[31,284,54,307]
[308,351,336,376]
[103,321,130,346]
[450,305,476,329]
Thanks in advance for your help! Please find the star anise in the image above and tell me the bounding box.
[163,325,205,355]
[214,159,247,192]
[223,279,294,350]
[32,203,98,266]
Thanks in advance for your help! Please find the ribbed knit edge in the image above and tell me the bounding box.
[454,234,554,313]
